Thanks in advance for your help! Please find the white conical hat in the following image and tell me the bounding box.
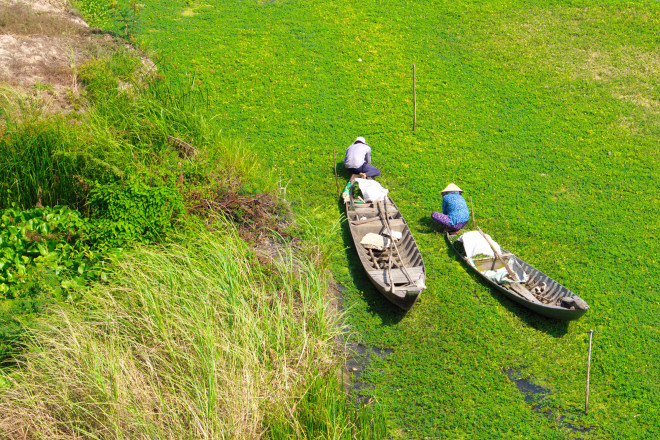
[354,136,366,144]
[441,183,463,194]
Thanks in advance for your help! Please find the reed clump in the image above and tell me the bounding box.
[0,224,382,439]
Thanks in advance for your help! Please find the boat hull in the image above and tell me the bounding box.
[345,191,426,311]
[446,232,589,321]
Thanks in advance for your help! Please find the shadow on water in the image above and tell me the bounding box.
[417,215,441,234]
[332,160,354,182]
[331,282,396,405]
[429,221,570,338]
[505,368,596,438]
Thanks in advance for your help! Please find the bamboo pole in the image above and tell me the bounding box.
[477,227,519,281]
[333,145,341,196]
[379,200,414,286]
[585,329,594,415]
[412,64,417,131]
[470,196,476,230]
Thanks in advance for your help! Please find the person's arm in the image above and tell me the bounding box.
[365,146,371,164]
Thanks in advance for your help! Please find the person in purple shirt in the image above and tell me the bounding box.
[432,183,470,232]
[344,136,381,178]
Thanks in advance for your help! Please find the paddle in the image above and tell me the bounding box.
[470,204,541,304]
[378,200,415,290]
[476,226,519,282]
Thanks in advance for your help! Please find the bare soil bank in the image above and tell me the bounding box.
[1,0,126,112]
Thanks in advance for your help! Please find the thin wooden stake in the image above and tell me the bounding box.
[333,145,341,196]
[470,196,476,230]
[585,329,594,415]
[412,63,417,131]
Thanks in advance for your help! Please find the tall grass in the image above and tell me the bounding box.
[0,118,81,208]
[0,222,384,439]
[0,50,266,211]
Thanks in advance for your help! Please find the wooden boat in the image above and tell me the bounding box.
[445,230,589,320]
[344,179,426,310]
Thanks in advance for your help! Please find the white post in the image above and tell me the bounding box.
[413,63,417,131]
[585,329,594,414]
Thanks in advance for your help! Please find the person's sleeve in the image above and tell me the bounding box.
[442,195,448,214]
[366,148,371,164]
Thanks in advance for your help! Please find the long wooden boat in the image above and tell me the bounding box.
[445,230,589,320]
[344,179,426,310]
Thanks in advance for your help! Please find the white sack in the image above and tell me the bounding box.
[355,178,389,203]
[382,230,402,241]
[360,233,391,251]
[458,230,502,258]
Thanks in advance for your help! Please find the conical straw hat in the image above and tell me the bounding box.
[441,183,463,194]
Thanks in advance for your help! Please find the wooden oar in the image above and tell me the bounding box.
[477,227,519,282]
[349,214,396,226]
[379,200,415,288]
[376,200,395,291]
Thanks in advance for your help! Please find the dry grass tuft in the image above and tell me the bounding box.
[0,225,340,439]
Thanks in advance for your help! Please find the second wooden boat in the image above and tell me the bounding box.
[446,230,589,320]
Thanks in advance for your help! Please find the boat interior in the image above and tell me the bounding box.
[471,253,586,309]
[347,200,424,289]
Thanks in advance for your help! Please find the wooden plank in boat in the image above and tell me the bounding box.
[354,218,406,230]
[508,282,542,304]
[350,202,397,211]
[367,266,424,285]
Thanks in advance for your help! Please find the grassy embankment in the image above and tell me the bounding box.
[125,0,660,438]
[0,33,385,438]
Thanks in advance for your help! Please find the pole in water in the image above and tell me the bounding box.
[413,63,417,131]
[333,145,340,196]
[585,329,594,415]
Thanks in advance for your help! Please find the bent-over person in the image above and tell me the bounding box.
[344,136,381,178]
[431,183,470,232]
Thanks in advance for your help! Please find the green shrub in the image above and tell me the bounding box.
[0,116,127,210]
[87,177,185,246]
[72,0,115,27]
[0,121,78,209]
[78,50,142,98]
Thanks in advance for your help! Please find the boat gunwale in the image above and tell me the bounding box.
[445,231,589,320]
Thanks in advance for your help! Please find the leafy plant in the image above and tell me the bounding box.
[109,0,144,41]
[71,0,115,27]
[0,206,111,301]
[87,177,185,246]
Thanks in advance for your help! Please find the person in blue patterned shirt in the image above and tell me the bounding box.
[431,183,470,232]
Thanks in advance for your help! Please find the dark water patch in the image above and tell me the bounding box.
[505,368,595,437]
[341,342,393,405]
[333,281,395,403]
[506,368,551,403]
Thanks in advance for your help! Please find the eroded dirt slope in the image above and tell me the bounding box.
[0,0,121,111]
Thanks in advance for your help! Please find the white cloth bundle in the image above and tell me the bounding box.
[458,230,502,258]
[355,178,389,203]
[360,233,391,251]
